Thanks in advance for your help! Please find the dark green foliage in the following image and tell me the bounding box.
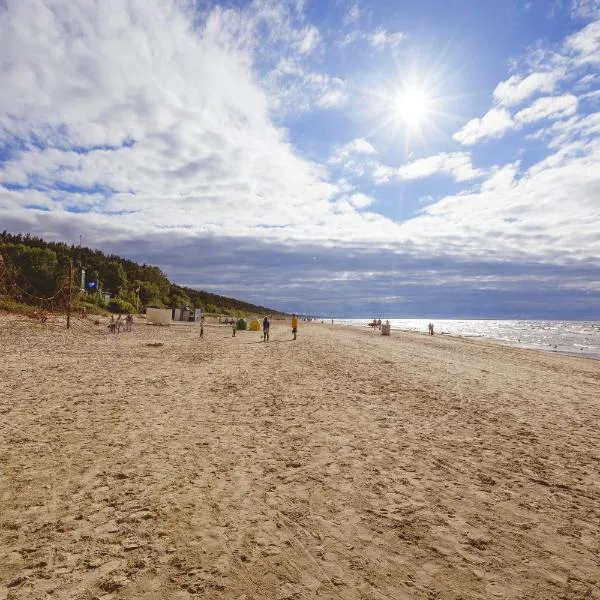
[1,231,285,316]
[104,261,128,296]
[1,243,63,296]
[107,297,136,314]
[236,318,247,330]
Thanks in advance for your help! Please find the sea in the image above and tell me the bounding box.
[333,319,600,360]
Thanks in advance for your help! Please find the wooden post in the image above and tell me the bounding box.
[67,259,73,329]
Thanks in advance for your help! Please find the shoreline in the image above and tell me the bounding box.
[333,318,600,361]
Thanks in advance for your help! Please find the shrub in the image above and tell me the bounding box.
[0,296,40,317]
[75,301,107,316]
[236,318,247,331]
[107,297,136,314]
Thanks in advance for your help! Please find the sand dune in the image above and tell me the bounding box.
[1,314,599,599]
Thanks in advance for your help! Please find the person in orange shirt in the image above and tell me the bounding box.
[291,314,298,340]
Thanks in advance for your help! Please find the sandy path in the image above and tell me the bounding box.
[1,315,599,599]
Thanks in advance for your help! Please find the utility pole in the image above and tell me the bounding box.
[67,259,73,329]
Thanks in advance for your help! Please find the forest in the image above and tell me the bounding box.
[0,231,284,317]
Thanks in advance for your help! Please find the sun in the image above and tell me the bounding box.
[394,86,431,128]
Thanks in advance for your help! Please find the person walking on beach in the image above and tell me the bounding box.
[291,314,298,340]
[125,313,133,332]
[199,314,205,338]
[428,322,435,335]
[232,320,237,337]
[262,316,270,341]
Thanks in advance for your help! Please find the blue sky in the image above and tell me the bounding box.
[1,0,599,317]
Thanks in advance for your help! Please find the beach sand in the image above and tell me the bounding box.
[1,314,599,599]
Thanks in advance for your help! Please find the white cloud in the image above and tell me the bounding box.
[514,94,578,124]
[453,94,577,147]
[371,164,397,185]
[329,138,377,164]
[316,87,348,109]
[456,16,599,146]
[453,108,515,145]
[369,29,405,49]
[0,0,371,244]
[346,193,375,209]
[397,153,484,182]
[571,0,600,18]
[296,24,321,55]
[337,28,405,50]
[396,134,600,262]
[270,68,348,114]
[480,162,520,192]
[493,72,562,106]
[372,153,483,184]
[565,19,600,63]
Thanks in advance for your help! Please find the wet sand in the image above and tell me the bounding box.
[1,314,599,599]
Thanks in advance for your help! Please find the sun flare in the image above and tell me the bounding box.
[394,87,431,127]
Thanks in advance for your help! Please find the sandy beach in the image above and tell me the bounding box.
[1,314,599,600]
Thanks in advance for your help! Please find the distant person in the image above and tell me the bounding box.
[428,322,434,336]
[232,321,237,337]
[377,318,382,330]
[263,316,270,342]
[108,315,116,333]
[116,314,124,333]
[125,313,133,332]
[199,315,205,338]
[291,314,298,340]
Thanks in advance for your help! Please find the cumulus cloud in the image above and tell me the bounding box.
[514,94,578,124]
[329,138,377,164]
[452,108,515,145]
[373,153,483,184]
[493,72,562,106]
[397,153,484,182]
[456,14,600,145]
[0,0,359,244]
[565,19,600,64]
[396,133,600,264]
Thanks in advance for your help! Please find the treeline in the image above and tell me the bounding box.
[0,231,284,317]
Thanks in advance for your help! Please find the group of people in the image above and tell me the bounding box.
[229,313,299,341]
[369,318,383,330]
[108,313,133,333]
